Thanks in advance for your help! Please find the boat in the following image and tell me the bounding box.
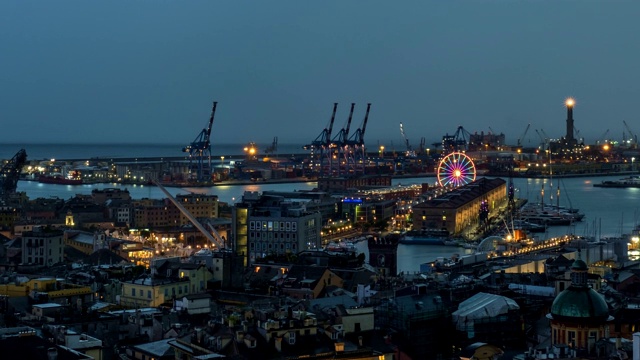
[38,174,83,185]
[399,229,450,245]
[594,176,640,188]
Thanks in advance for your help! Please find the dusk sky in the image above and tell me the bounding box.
[2,1,640,149]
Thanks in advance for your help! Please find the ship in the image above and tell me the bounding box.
[593,176,640,188]
[38,174,83,185]
[399,229,450,245]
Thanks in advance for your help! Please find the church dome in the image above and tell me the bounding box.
[550,258,609,323]
[550,286,609,322]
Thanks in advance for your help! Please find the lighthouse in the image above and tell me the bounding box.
[565,98,575,144]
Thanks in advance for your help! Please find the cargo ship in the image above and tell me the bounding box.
[38,174,83,185]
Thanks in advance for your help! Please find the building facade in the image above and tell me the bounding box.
[411,178,507,235]
[232,193,322,267]
[21,228,64,266]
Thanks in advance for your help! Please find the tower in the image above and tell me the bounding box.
[566,98,576,144]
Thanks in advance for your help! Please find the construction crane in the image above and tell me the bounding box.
[183,101,217,182]
[624,120,637,148]
[517,123,531,148]
[151,178,225,248]
[0,149,27,199]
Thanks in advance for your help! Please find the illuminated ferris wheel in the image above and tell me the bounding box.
[437,152,476,188]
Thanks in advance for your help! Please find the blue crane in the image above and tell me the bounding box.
[304,103,338,176]
[331,103,355,175]
[183,101,217,182]
[346,103,372,175]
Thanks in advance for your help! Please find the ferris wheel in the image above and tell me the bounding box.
[437,152,477,188]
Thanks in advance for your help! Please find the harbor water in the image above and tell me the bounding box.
[7,143,640,273]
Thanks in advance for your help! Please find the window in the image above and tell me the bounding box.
[567,330,576,346]
[147,290,151,299]
[184,285,188,294]
[164,288,169,297]
[132,288,136,296]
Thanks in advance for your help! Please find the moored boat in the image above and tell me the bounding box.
[38,174,83,185]
[594,176,640,188]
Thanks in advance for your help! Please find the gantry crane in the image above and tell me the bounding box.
[517,123,531,148]
[535,129,547,150]
[330,103,355,175]
[151,178,225,248]
[265,137,278,154]
[399,122,415,157]
[624,120,637,148]
[304,103,338,176]
[183,101,217,182]
[441,126,470,153]
[346,103,371,175]
[0,149,27,198]
[598,129,610,145]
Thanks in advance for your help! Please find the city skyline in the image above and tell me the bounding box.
[2,1,640,148]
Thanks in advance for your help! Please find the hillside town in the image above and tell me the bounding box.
[1,163,640,360]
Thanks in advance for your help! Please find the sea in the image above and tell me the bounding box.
[4,143,640,274]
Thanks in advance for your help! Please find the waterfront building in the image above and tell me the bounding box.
[231,192,322,267]
[339,197,396,225]
[412,177,507,235]
[91,187,131,203]
[547,257,613,354]
[21,228,64,266]
[317,175,392,192]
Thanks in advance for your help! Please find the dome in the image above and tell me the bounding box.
[550,287,609,322]
[571,259,588,271]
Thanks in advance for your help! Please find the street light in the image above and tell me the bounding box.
[633,157,636,172]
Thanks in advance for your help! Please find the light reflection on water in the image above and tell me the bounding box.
[17,174,640,273]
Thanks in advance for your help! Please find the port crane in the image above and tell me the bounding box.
[346,103,371,175]
[624,120,637,148]
[399,122,415,157]
[517,123,531,148]
[305,103,338,176]
[330,103,355,176]
[264,137,278,155]
[535,129,547,151]
[183,101,217,182]
[598,129,610,145]
[0,149,27,199]
[151,178,225,248]
[440,126,470,153]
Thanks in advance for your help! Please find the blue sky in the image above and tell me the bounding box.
[2,1,639,149]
